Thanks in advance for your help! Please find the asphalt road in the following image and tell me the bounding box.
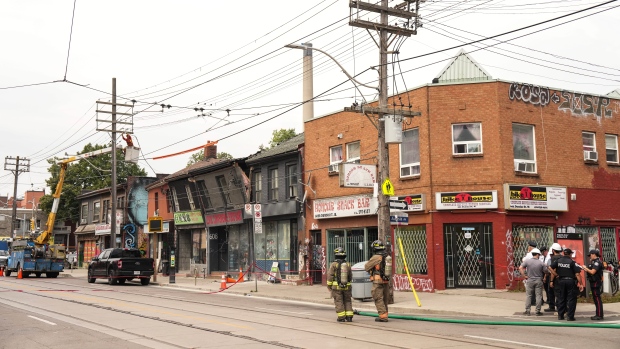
[0,276,617,349]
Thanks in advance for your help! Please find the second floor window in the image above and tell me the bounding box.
[513,123,536,173]
[103,199,110,223]
[452,123,482,155]
[268,168,279,201]
[117,196,125,209]
[346,141,360,163]
[216,176,232,206]
[197,180,213,210]
[583,131,597,161]
[154,193,159,213]
[606,134,618,163]
[81,203,88,223]
[286,164,298,199]
[400,128,420,178]
[185,184,196,210]
[171,187,180,211]
[253,172,262,203]
[93,201,101,222]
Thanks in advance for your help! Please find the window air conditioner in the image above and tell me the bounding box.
[515,162,527,172]
[584,150,598,161]
[80,218,87,224]
[328,163,339,174]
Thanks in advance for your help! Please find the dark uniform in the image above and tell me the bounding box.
[545,252,562,312]
[327,248,353,322]
[550,248,583,321]
[364,240,391,322]
[585,250,604,320]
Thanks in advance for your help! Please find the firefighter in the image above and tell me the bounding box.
[365,240,392,322]
[327,247,353,322]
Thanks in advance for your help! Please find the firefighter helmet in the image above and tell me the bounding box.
[334,247,346,259]
[371,240,386,252]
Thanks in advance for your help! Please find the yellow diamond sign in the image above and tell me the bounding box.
[382,178,395,196]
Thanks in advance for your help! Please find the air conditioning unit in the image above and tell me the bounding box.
[515,162,527,172]
[328,163,340,174]
[80,218,87,224]
[584,150,598,161]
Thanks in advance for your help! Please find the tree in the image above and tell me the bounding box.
[38,143,148,222]
[259,128,297,151]
[186,151,234,167]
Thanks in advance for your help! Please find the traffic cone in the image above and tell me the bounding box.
[237,268,243,282]
[0,267,4,277]
[226,275,237,283]
[220,273,226,290]
[17,268,23,279]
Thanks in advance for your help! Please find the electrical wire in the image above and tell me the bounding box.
[63,0,78,81]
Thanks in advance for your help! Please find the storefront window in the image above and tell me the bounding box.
[255,220,295,272]
[228,225,250,271]
[277,221,290,260]
[265,221,278,259]
[511,225,553,276]
[326,227,378,266]
[192,230,206,264]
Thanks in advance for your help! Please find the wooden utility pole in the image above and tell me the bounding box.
[111,78,118,248]
[348,0,420,243]
[4,156,30,239]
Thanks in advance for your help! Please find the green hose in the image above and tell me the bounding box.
[354,310,620,329]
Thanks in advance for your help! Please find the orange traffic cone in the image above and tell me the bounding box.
[17,268,23,279]
[0,267,4,277]
[237,268,243,282]
[226,275,237,283]
[220,273,226,290]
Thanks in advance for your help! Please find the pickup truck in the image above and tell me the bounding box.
[87,248,154,285]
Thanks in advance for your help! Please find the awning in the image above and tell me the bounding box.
[74,224,96,235]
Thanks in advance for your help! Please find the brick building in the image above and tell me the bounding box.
[304,51,620,291]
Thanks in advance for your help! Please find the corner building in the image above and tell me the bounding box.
[304,51,620,291]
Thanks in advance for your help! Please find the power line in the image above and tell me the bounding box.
[63,0,78,81]
[0,80,59,90]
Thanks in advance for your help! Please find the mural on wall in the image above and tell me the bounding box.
[392,274,434,292]
[124,223,136,249]
[127,177,157,226]
[509,82,617,122]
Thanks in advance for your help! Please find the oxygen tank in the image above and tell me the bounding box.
[339,261,350,287]
[384,255,392,278]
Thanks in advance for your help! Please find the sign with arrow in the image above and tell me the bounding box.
[389,194,425,212]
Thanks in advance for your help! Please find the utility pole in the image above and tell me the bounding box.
[96,78,134,249]
[4,156,30,239]
[348,0,420,243]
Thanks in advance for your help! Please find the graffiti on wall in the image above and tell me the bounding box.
[312,245,326,275]
[509,82,617,121]
[392,274,434,292]
[506,229,515,285]
[124,223,136,249]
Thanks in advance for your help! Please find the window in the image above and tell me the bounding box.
[452,123,482,155]
[286,164,298,199]
[253,172,262,203]
[395,226,427,275]
[185,184,195,210]
[346,141,360,163]
[93,201,101,222]
[81,203,88,223]
[196,180,213,210]
[166,190,172,213]
[171,187,180,211]
[512,123,536,173]
[216,175,232,206]
[154,193,159,213]
[268,168,279,201]
[103,199,110,223]
[329,145,343,173]
[583,132,597,161]
[117,196,125,209]
[606,134,618,163]
[400,128,420,178]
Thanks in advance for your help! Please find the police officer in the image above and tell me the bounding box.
[582,249,604,320]
[544,243,563,312]
[549,248,584,321]
[327,247,353,322]
[365,240,391,322]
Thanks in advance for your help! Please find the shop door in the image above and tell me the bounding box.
[311,230,322,284]
[444,224,494,289]
[209,228,228,272]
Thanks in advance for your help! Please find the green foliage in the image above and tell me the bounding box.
[258,128,297,151]
[187,151,234,167]
[39,143,147,221]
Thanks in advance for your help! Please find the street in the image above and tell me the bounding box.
[0,276,618,349]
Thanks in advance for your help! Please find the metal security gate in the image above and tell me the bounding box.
[601,227,618,264]
[326,228,378,267]
[445,224,494,288]
[311,230,322,284]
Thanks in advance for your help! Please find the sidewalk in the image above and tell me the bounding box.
[60,268,620,319]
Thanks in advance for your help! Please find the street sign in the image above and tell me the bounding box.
[388,199,408,210]
[390,211,408,225]
[382,178,395,196]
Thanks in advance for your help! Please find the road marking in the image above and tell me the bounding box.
[28,315,56,325]
[152,294,185,300]
[598,320,620,324]
[254,307,313,316]
[465,335,564,349]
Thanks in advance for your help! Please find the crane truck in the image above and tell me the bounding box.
[6,147,115,278]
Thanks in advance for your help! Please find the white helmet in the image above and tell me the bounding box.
[551,243,562,251]
[530,248,541,255]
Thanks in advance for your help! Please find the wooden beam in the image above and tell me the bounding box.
[350,0,417,19]
[96,100,134,108]
[349,19,416,37]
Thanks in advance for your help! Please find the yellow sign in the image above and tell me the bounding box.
[382,178,395,196]
[148,217,163,232]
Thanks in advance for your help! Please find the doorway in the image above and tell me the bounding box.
[311,230,322,284]
[444,223,494,288]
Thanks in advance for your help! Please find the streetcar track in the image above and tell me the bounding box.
[0,278,512,349]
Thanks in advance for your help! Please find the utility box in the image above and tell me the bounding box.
[125,146,140,164]
[351,261,372,301]
[603,270,611,294]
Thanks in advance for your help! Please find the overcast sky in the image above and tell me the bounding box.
[1,0,619,199]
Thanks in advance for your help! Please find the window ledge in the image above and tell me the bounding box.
[453,153,483,159]
[584,160,599,166]
[607,162,620,168]
[400,175,421,181]
[514,171,539,177]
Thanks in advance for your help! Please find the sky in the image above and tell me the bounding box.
[1,0,619,199]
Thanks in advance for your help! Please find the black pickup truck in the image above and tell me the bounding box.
[87,248,154,285]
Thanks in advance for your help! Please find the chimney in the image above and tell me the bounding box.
[204,142,217,160]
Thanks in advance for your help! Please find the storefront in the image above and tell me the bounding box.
[204,209,247,273]
[174,210,205,273]
[145,220,172,272]
[74,224,96,267]
[254,219,296,275]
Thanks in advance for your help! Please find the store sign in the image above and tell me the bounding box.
[95,224,110,235]
[389,194,425,212]
[205,210,243,226]
[313,195,378,219]
[504,184,568,211]
[174,210,204,225]
[435,190,498,210]
[339,163,376,188]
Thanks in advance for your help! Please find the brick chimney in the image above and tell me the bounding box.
[204,142,217,160]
